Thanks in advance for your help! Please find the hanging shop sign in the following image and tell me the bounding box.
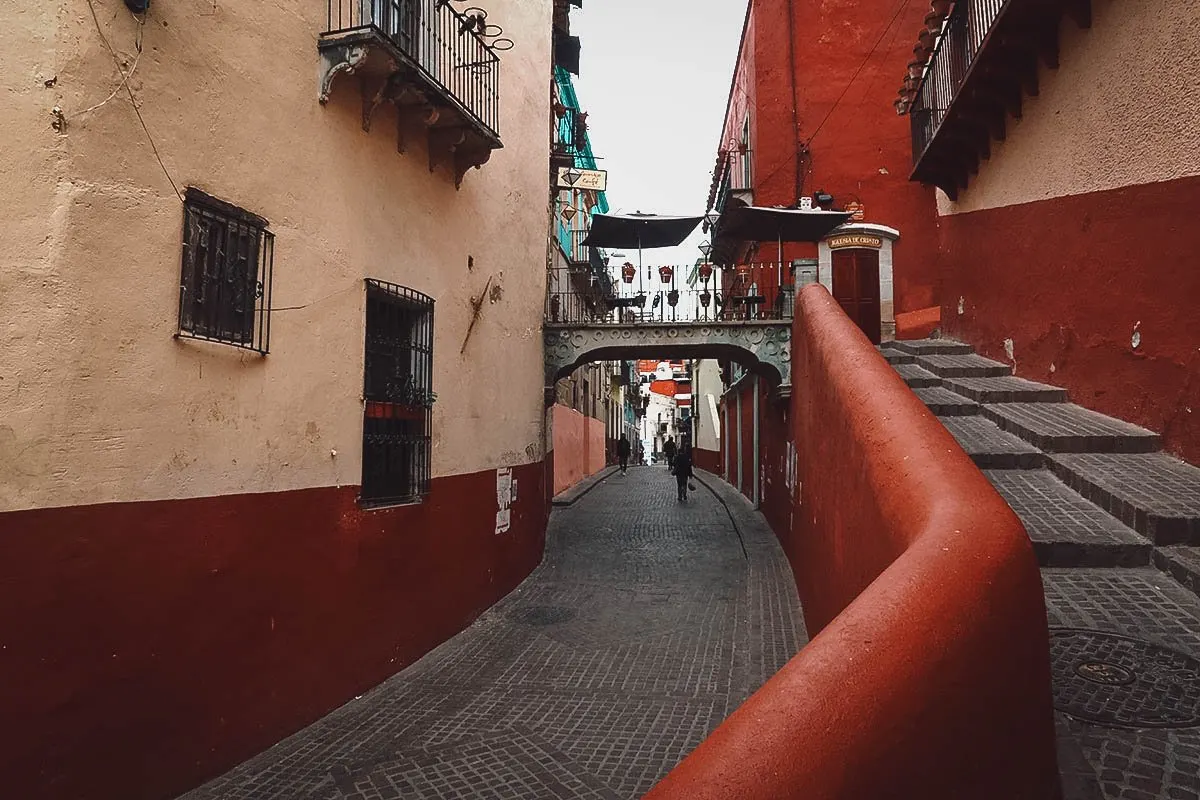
[556,167,608,192]
[827,233,883,250]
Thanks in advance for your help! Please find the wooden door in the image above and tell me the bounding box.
[831,248,882,344]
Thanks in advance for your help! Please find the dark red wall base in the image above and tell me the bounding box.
[0,462,548,800]
[694,448,721,476]
[940,176,1200,463]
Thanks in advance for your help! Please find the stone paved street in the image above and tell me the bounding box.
[180,467,806,800]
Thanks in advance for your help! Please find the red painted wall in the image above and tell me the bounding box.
[648,285,1059,799]
[939,176,1200,463]
[693,448,722,476]
[551,403,607,495]
[749,0,940,313]
[757,386,792,536]
[0,462,548,800]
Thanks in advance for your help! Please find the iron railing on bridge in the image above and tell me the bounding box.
[324,0,501,137]
[909,0,1008,165]
[545,262,795,326]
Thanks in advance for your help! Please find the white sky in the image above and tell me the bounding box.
[571,0,749,269]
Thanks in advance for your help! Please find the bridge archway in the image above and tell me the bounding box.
[543,321,792,394]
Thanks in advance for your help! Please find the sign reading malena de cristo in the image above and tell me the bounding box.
[827,233,883,250]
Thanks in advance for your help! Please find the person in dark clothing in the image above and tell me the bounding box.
[663,436,677,473]
[618,434,631,473]
[673,444,693,502]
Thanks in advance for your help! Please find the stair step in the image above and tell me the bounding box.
[1049,453,1200,545]
[892,363,941,388]
[917,353,1011,378]
[892,338,973,356]
[982,403,1160,454]
[938,416,1043,469]
[944,376,1068,404]
[877,344,916,365]
[984,469,1151,567]
[914,387,978,416]
[1153,547,1200,600]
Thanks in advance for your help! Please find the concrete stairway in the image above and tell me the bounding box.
[879,339,1200,594]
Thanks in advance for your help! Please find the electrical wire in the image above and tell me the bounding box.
[750,0,913,195]
[84,0,182,202]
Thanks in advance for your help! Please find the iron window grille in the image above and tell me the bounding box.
[177,188,274,354]
[361,279,435,506]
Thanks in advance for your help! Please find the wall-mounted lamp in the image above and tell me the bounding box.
[698,241,713,260]
[813,189,835,209]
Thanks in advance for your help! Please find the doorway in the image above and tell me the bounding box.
[831,248,882,344]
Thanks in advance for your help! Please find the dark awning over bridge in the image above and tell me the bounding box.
[581,213,703,250]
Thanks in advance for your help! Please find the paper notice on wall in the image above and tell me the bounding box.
[495,467,516,535]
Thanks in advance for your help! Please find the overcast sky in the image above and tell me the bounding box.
[571,0,748,268]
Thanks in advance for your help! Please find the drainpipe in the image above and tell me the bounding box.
[753,378,761,508]
[787,0,803,203]
[724,400,730,480]
[736,389,743,492]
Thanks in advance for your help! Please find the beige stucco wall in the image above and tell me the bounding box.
[938,0,1200,215]
[1,0,551,512]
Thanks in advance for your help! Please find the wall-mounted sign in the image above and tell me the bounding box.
[827,233,883,250]
[556,167,608,192]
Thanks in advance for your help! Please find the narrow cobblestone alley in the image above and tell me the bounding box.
[180,468,805,800]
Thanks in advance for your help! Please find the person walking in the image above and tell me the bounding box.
[663,436,677,474]
[618,434,631,474]
[673,443,694,502]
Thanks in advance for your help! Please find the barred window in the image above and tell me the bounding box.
[361,280,434,506]
[178,188,274,353]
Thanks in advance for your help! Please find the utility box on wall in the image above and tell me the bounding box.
[794,259,819,287]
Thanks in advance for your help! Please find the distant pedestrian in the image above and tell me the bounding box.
[673,444,694,502]
[618,434,631,474]
[663,436,677,473]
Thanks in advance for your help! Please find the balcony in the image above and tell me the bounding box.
[319,0,505,188]
[907,0,1092,198]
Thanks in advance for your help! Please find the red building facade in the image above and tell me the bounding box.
[898,0,1200,462]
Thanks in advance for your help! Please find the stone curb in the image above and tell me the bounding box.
[551,466,620,507]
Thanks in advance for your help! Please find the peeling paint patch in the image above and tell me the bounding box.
[957,296,965,315]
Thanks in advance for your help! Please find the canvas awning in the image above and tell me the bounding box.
[719,205,853,243]
[581,213,703,250]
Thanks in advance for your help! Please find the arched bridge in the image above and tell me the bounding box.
[544,320,793,391]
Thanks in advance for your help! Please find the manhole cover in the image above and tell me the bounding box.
[514,606,576,626]
[1050,628,1200,728]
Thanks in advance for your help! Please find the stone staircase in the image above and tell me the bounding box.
[879,339,1200,594]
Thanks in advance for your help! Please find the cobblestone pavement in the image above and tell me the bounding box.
[180,467,806,800]
[1046,569,1200,800]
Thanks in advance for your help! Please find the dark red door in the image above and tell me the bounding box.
[831,248,882,344]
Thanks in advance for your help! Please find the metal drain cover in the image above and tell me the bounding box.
[1050,628,1200,729]
[514,606,576,626]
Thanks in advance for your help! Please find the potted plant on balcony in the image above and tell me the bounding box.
[658,265,674,284]
[699,290,712,308]
[699,262,714,281]
[667,289,679,307]
[622,262,636,283]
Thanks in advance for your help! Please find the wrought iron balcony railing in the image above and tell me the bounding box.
[545,262,794,326]
[908,0,1090,198]
[320,0,504,185]
[910,0,1006,167]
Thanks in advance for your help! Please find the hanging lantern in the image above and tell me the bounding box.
[622,262,636,283]
[658,265,674,284]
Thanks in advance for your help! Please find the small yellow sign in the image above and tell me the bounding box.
[827,233,883,250]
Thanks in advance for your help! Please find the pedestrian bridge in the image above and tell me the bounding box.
[543,261,795,393]
[543,320,793,389]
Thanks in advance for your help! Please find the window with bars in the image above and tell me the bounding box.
[178,188,274,353]
[361,279,435,506]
